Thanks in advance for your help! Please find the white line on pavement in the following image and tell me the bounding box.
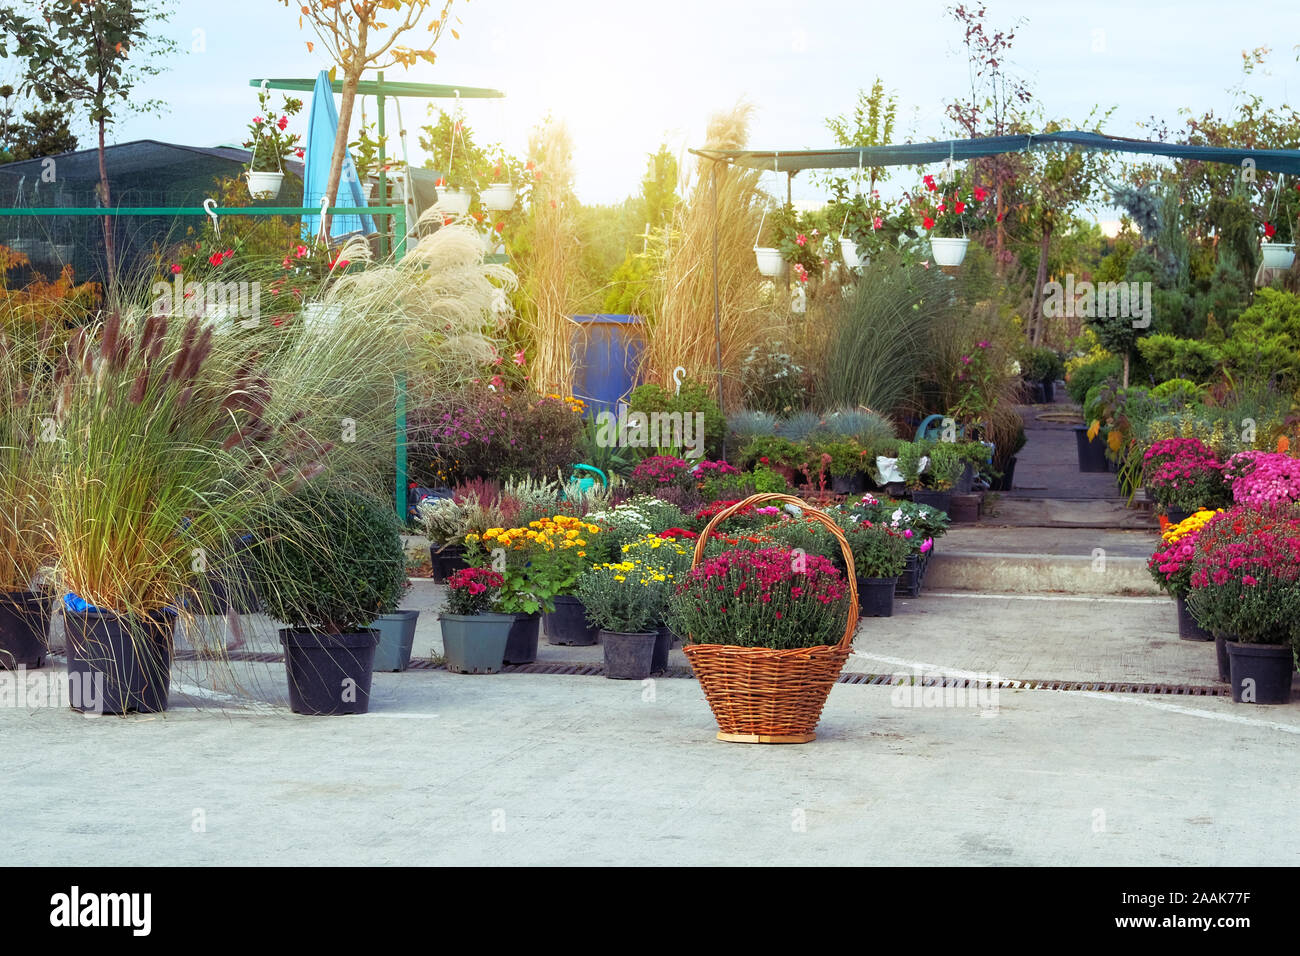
[916,591,1168,604]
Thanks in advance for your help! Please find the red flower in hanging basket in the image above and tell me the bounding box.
[973,186,988,202]
[954,201,966,214]
[923,216,935,230]
[1265,222,1277,238]
[923,174,936,192]
[494,221,505,233]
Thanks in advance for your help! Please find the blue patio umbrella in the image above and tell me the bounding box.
[301,70,375,240]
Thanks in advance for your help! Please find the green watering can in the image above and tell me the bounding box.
[560,463,608,499]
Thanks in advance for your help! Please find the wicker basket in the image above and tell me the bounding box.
[683,493,859,744]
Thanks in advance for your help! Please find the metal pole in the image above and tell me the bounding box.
[377,71,388,258]
[711,163,725,460]
[394,199,408,521]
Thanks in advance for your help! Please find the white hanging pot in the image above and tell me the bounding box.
[363,180,376,201]
[436,186,473,218]
[754,247,786,277]
[481,183,516,211]
[929,236,970,267]
[1261,242,1295,270]
[840,237,869,270]
[246,170,285,200]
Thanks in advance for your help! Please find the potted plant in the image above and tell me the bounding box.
[621,533,694,672]
[576,559,669,680]
[820,439,868,495]
[41,312,286,715]
[467,516,601,648]
[1147,509,1219,645]
[918,170,991,266]
[416,495,482,583]
[841,519,910,617]
[664,493,858,744]
[899,440,961,515]
[438,568,515,674]
[1144,438,1228,524]
[1260,188,1299,269]
[369,560,421,675]
[347,123,388,200]
[0,332,51,669]
[480,159,517,211]
[1185,505,1300,704]
[849,495,946,597]
[249,488,407,715]
[242,88,303,199]
[738,435,804,485]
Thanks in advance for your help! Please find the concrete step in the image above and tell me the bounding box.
[987,496,1154,529]
[924,549,1160,596]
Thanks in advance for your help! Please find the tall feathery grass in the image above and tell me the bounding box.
[821,249,958,416]
[515,118,580,395]
[647,102,767,405]
[0,323,52,593]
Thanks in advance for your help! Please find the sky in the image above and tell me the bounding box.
[8,0,1300,209]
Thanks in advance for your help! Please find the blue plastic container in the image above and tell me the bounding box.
[570,314,645,417]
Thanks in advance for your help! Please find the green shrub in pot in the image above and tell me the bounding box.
[249,488,407,714]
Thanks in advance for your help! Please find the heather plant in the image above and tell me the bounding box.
[664,547,851,650]
[1185,505,1300,644]
[1223,451,1300,507]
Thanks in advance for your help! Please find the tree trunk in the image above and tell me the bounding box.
[994,168,1005,272]
[319,65,363,239]
[1029,221,1052,346]
[1122,349,1131,389]
[97,116,115,298]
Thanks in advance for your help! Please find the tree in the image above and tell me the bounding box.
[822,77,897,199]
[0,0,176,295]
[0,85,78,162]
[945,3,1033,268]
[1021,112,1114,345]
[281,0,462,233]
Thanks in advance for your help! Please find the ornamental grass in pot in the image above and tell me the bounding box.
[1185,505,1300,704]
[576,559,671,680]
[249,487,408,714]
[438,568,515,674]
[664,493,858,744]
[1146,509,1220,645]
[0,327,52,669]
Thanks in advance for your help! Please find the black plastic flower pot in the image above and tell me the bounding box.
[600,630,657,680]
[544,595,597,645]
[1165,507,1193,526]
[504,612,540,664]
[371,610,420,672]
[1226,641,1295,705]
[988,456,1017,492]
[910,489,951,516]
[1174,595,1213,643]
[1215,634,1230,683]
[653,625,678,672]
[64,608,173,715]
[1042,380,1056,404]
[831,473,865,495]
[279,629,380,715]
[0,589,48,669]
[1029,381,1046,404]
[429,544,469,584]
[1074,426,1110,473]
[954,462,976,494]
[949,492,982,523]
[857,576,899,617]
[440,613,513,674]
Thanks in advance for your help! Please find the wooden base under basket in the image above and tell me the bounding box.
[717,731,816,744]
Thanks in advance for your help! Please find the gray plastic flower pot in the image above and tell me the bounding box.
[371,610,420,671]
[441,612,514,674]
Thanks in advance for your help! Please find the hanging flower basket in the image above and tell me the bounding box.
[1260,242,1295,270]
[754,247,786,277]
[436,186,473,218]
[481,183,517,211]
[840,237,868,270]
[246,170,285,200]
[680,493,860,744]
[929,236,970,267]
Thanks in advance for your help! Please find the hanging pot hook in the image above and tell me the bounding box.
[203,197,220,240]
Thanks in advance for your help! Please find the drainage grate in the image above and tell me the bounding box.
[162,652,1227,696]
[837,671,1227,696]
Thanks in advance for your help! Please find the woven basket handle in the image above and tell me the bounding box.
[690,492,859,649]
